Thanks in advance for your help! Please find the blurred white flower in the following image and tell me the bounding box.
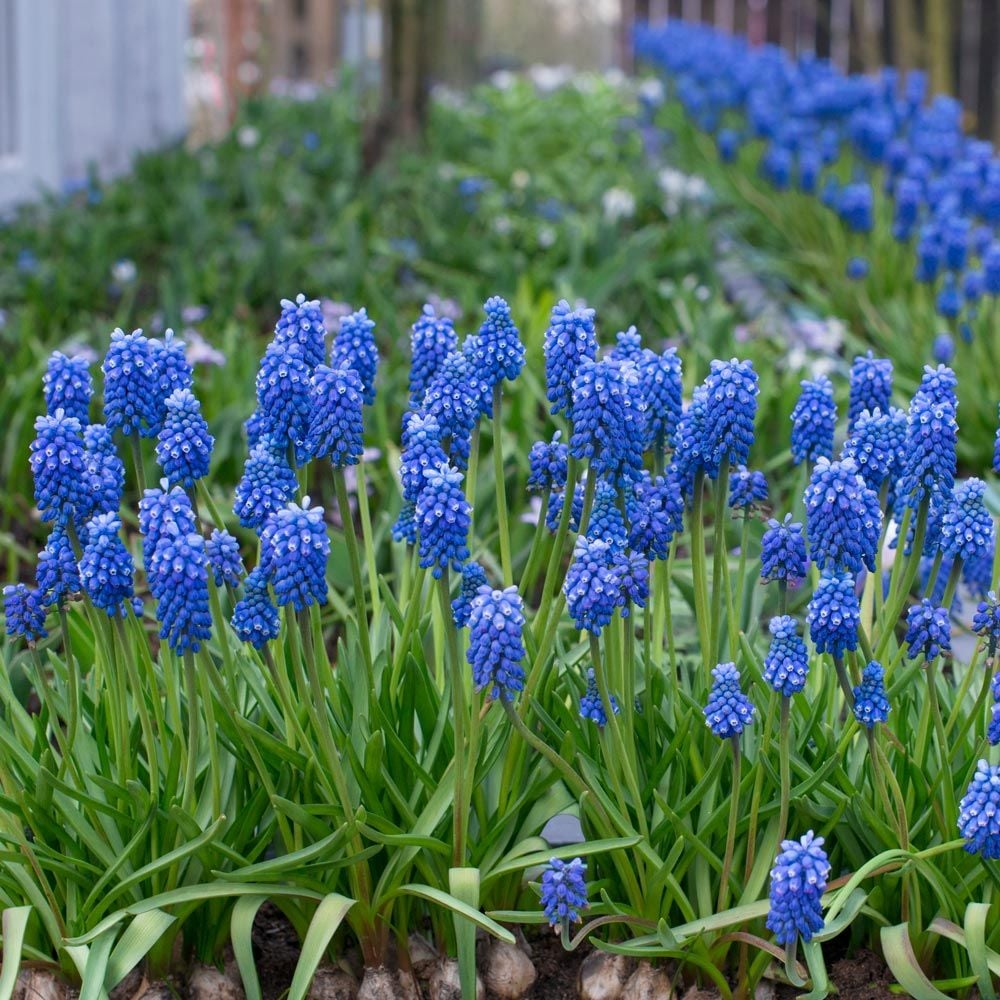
[511,169,531,190]
[530,64,573,92]
[237,126,260,149]
[111,259,137,284]
[437,162,457,181]
[538,226,556,248]
[181,304,208,325]
[490,70,515,91]
[603,68,626,88]
[695,285,711,302]
[494,215,513,236]
[636,78,665,106]
[520,495,543,526]
[602,187,636,223]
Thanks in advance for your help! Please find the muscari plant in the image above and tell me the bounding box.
[635,19,1000,472]
[3,290,1000,1000]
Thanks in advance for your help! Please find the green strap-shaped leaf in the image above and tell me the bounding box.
[484,836,640,884]
[230,895,268,1000]
[964,903,998,1000]
[395,885,514,944]
[287,894,355,1000]
[105,910,176,991]
[450,868,480,1000]
[79,928,117,1000]
[798,940,830,1000]
[880,923,951,1000]
[0,906,32,1000]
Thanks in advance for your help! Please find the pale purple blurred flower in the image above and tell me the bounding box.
[185,330,226,366]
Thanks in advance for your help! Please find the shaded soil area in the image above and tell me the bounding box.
[775,948,896,1000]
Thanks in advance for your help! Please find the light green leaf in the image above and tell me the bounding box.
[105,910,176,989]
[964,903,998,1000]
[394,885,514,944]
[287,894,355,1000]
[450,868,480,1000]
[79,929,116,1000]
[880,924,951,1000]
[0,907,32,1000]
[485,837,640,884]
[230,895,268,1000]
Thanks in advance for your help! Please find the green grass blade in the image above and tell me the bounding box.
[964,903,998,1000]
[287,894,355,1000]
[105,910,176,990]
[230,895,268,1000]
[394,885,514,944]
[880,924,951,1000]
[449,868,480,1000]
[0,907,32,1000]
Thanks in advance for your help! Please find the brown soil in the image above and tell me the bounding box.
[499,933,590,1000]
[775,947,896,1000]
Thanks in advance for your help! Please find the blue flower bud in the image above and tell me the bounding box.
[765,832,829,945]
[704,662,755,738]
[467,585,526,700]
[852,661,890,728]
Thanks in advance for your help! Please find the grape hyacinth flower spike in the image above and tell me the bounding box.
[763,616,809,697]
[206,529,244,588]
[43,351,92,424]
[3,584,48,645]
[330,308,378,406]
[303,363,365,468]
[79,512,135,617]
[765,832,829,947]
[452,562,488,628]
[273,293,326,370]
[853,662,891,728]
[102,328,161,438]
[704,662,755,739]
[473,295,524,389]
[807,570,860,661]
[904,599,951,661]
[760,516,808,588]
[540,858,588,935]
[30,409,89,525]
[848,352,892,431]
[803,457,881,575]
[958,761,1000,859]
[701,357,758,474]
[231,567,280,649]
[543,299,597,417]
[155,388,214,488]
[415,462,471,579]
[579,668,620,726]
[467,585,526,700]
[729,466,768,515]
[260,498,330,610]
[409,303,457,404]
[973,592,1000,661]
[790,376,836,465]
[148,522,212,655]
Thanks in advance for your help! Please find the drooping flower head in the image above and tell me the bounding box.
[79,512,135,617]
[527,432,569,493]
[148,523,213,655]
[807,571,860,659]
[958,760,1000,859]
[701,358,758,473]
[421,352,480,470]
[586,480,627,553]
[729,466,768,514]
[3,584,48,644]
[392,502,417,545]
[904,599,951,661]
[790,376,836,465]
[638,347,683,451]
[43,352,92,424]
[764,616,809,697]
[973,591,1000,660]
[303,364,365,467]
[848,352,892,430]
[804,457,881,574]
[82,423,125,522]
[415,463,471,578]
[255,341,312,455]
[614,550,649,615]
[546,480,585,534]
[102,328,161,437]
[627,470,684,561]
[544,299,598,417]
[452,562,489,628]
[139,483,197,584]
[579,668,620,726]
[273,293,326,370]
[260,499,330,610]
[467,585,526,700]
[473,295,524,387]
[704,662,755,738]
[409,304,457,404]
[234,440,298,533]
[330,308,378,406]
[565,536,620,636]
[540,858,588,929]
[765,832,829,945]
[30,410,89,524]
[206,529,244,588]
[231,566,280,649]
[941,478,992,565]
[841,406,906,492]
[852,661,890,728]
[155,388,214,488]
[760,515,808,586]
[37,526,81,606]
[570,358,646,488]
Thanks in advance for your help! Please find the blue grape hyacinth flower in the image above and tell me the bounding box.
[79,512,135,617]
[546,481,585,534]
[206,529,244,588]
[852,661,890,728]
[303,364,365,468]
[790,376,836,465]
[848,352,892,431]
[941,478,992,565]
[30,410,89,525]
[540,858,588,929]
[565,536,620,636]
[579,667,620,726]
[391,501,417,545]
[421,351,480,470]
[544,299,597,417]
[807,571,860,659]
[729,466,768,513]
[473,295,524,388]
[330,308,378,406]
[904,599,951,661]
[570,358,646,488]
[400,411,448,504]
[273,293,326,370]
[527,432,569,493]
[841,407,906,492]
[260,499,330,610]
[764,616,809,697]
[609,326,643,363]
[255,341,312,455]
[586,480,627,553]
[760,516,808,586]
[409,304,457,404]
[155,388,214,488]
[467,585,526,700]
[452,562,488,628]
[139,483,197,586]
[234,440,298,533]
[82,423,126,523]
[704,662,755,738]
[231,566,280,649]
[958,760,1000,859]
[803,457,881,575]
[638,347,683,451]
[148,523,212,655]
[43,351,92,424]
[701,358,758,473]
[765,831,829,945]
[415,462,471,578]
[150,331,194,429]
[973,592,1000,659]
[3,584,48,644]
[627,471,684,561]
[102,328,161,437]
[897,371,958,510]
[37,526,81,606]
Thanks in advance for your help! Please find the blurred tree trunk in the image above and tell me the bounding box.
[925,0,952,94]
[890,0,917,73]
[363,0,446,167]
[440,0,481,86]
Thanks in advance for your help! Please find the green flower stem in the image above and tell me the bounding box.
[437,572,469,868]
[181,650,200,818]
[866,729,901,844]
[945,651,989,745]
[195,480,228,533]
[333,467,374,684]
[777,696,791,845]
[28,648,71,764]
[57,606,80,775]
[876,501,926,659]
[873,482,890,618]
[263,643,309,754]
[532,454,579,642]
[354,460,382,623]
[690,471,712,680]
[99,614,130,788]
[518,492,550,599]
[389,563,427,702]
[925,657,957,832]
[492,384,513,587]
[465,425,481,509]
[833,657,855,708]
[939,556,963,610]
[710,460,730,665]
[921,550,944,599]
[717,736,742,912]
[743,691,776,882]
[196,665,222,817]
[872,735,909,850]
[114,616,159,794]
[735,517,750,631]
[778,579,787,617]
[129,432,146,497]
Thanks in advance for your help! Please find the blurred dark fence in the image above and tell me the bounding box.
[635,0,1000,141]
